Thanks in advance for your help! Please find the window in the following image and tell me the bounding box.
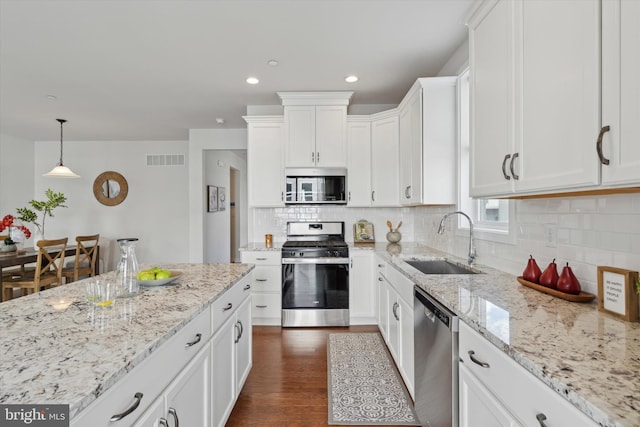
[457,68,515,244]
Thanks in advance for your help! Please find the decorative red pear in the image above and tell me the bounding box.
[538,259,559,289]
[522,255,542,283]
[557,262,581,295]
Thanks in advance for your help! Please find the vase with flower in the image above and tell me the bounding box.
[0,215,32,252]
[16,189,68,249]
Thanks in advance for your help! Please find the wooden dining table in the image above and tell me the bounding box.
[0,245,100,292]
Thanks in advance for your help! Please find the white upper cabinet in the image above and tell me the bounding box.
[601,0,640,186]
[371,111,400,207]
[468,0,602,198]
[346,118,372,206]
[245,116,284,207]
[278,92,352,168]
[399,77,457,205]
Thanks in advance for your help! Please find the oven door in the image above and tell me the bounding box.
[281,258,349,326]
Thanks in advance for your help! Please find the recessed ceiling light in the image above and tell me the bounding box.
[216,118,225,124]
[345,75,359,83]
[46,94,57,100]
[267,59,279,67]
[246,77,259,85]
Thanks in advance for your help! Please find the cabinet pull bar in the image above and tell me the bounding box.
[256,305,268,308]
[392,302,399,321]
[238,320,244,341]
[371,190,375,202]
[312,152,315,162]
[536,413,548,427]
[468,350,490,368]
[159,418,169,427]
[185,333,202,348]
[502,154,512,180]
[348,191,351,201]
[596,125,611,165]
[243,284,251,291]
[256,257,268,260]
[234,322,241,343]
[168,407,179,427]
[109,392,143,421]
[509,152,519,180]
[223,303,233,311]
[255,279,268,282]
[316,152,320,163]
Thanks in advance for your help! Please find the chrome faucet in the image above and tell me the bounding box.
[437,211,476,266]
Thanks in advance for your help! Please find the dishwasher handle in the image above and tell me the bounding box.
[415,287,457,332]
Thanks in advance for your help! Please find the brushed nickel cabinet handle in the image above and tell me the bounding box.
[316,152,320,163]
[185,333,202,348]
[468,350,490,368]
[502,154,512,180]
[159,418,169,427]
[109,392,143,421]
[509,152,519,180]
[596,125,611,165]
[348,191,351,201]
[255,278,268,282]
[371,190,375,202]
[312,152,315,163]
[243,284,251,291]
[256,257,267,260]
[168,407,179,427]
[223,303,233,311]
[536,413,548,427]
[256,305,268,308]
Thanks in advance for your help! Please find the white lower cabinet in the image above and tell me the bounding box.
[134,345,210,427]
[459,322,598,427]
[211,296,252,427]
[349,251,375,324]
[240,250,282,325]
[376,261,414,399]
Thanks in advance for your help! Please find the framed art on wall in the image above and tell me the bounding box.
[597,266,639,322]
[207,185,218,212]
[218,186,226,211]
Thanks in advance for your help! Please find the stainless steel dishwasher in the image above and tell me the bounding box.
[414,286,459,427]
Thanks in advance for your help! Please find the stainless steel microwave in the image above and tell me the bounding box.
[285,168,347,205]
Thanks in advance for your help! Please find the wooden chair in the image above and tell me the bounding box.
[0,235,28,280]
[61,234,100,283]
[2,238,68,302]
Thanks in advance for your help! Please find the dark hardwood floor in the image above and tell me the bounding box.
[226,325,405,427]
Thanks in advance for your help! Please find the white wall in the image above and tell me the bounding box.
[0,133,35,215]
[34,139,189,271]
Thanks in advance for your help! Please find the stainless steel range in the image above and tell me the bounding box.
[281,221,349,327]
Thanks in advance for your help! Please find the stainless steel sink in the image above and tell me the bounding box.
[404,259,479,275]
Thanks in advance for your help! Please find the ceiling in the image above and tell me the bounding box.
[0,0,473,141]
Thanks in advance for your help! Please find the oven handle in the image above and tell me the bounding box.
[282,257,350,265]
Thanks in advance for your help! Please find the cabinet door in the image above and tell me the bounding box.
[459,364,522,427]
[468,0,515,197]
[387,293,400,361]
[371,114,400,206]
[346,120,372,206]
[602,0,640,186]
[349,252,374,324]
[377,274,389,340]
[211,317,236,427]
[235,297,253,391]
[399,88,422,205]
[517,0,600,193]
[315,106,347,167]
[247,120,284,207]
[397,296,414,398]
[285,106,316,167]
[165,345,210,427]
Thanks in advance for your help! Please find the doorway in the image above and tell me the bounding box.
[230,166,241,262]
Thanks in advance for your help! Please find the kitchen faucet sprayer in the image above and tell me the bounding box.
[437,211,476,266]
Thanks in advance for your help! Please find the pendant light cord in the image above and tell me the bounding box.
[57,118,67,166]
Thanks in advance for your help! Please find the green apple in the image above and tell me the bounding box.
[138,271,156,281]
[155,270,172,280]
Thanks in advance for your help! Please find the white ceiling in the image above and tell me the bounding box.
[0,0,473,141]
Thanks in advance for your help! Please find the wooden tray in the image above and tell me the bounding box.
[517,276,596,303]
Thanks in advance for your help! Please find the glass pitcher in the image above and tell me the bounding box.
[115,238,140,298]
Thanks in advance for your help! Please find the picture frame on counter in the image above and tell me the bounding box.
[353,219,375,244]
[207,185,218,212]
[597,266,639,322]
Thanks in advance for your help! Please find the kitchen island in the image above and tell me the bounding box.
[0,263,254,423]
[366,243,640,427]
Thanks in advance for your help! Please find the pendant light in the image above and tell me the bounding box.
[43,118,80,178]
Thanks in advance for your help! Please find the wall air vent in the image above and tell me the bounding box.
[146,154,185,167]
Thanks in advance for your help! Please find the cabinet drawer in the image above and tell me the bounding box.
[71,306,211,426]
[251,293,281,319]
[252,266,281,292]
[459,322,597,427]
[385,263,414,307]
[241,251,281,265]
[212,275,252,333]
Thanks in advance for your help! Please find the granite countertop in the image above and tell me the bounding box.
[373,243,639,427]
[0,263,254,419]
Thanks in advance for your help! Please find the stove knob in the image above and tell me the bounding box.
[333,250,340,257]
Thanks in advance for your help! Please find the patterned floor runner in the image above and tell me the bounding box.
[327,332,420,425]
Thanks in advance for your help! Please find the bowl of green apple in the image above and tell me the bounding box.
[137,267,182,287]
